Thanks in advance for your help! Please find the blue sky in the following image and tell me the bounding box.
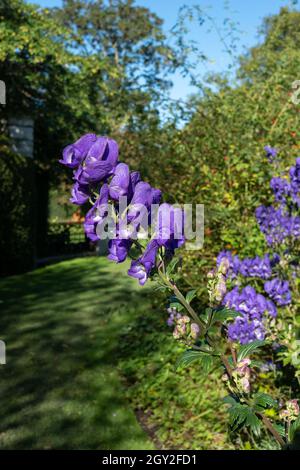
[27,0,298,100]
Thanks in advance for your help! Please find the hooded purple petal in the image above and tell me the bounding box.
[70,182,90,205]
[108,238,132,263]
[59,133,97,168]
[155,203,185,249]
[109,163,130,200]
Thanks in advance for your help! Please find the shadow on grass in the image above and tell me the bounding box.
[0,257,154,450]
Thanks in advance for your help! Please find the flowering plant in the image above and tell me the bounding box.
[61,137,299,450]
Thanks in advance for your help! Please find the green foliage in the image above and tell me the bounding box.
[230,404,261,436]
[0,138,35,275]
[253,393,278,411]
[140,7,300,292]
[119,305,233,450]
[175,350,216,373]
[209,307,241,326]
[237,340,266,362]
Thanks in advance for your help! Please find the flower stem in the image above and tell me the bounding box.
[257,412,285,448]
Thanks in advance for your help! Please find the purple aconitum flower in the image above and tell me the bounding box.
[264,279,292,306]
[255,205,297,246]
[216,251,240,278]
[108,238,132,263]
[238,254,273,279]
[270,177,291,203]
[128,239,159,285]
[70,181,90,205]
[155,203,185,251]
[228,317,265,345]
[264,145,278,162]
[83,183,109,241]
[109,163,131,201]
[127,182,162,231]
[223,285,277,344]
[290,157,300,195]
[129,171,141,199]
[59,133,97,168]
[74,137,119,184]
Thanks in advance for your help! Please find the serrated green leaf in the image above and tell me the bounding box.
[289,416,300,442]
[237,340,266,362]
[228,404,249,431]
[186,289,197,304]
[245,408,261,436]
[228,403,261,435]
[253,392,277,410]
[211,307,240,325]
[223,395,238,406]
[175,350,215,373]
[169,301,184,312]
[166,257,180,275]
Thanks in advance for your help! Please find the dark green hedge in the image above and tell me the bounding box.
[0,142,35,276]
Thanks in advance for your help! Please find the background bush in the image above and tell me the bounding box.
[0,137,35,275]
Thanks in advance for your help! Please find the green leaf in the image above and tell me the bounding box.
[169,301,184,312]
[223,395,238,406]
[228,404,249,430]
[186,289,197,304]
[253,392,277,410]
[237,340,266,362]
[245,409,261,436]
[289,416,300,442]
[166,257,180,276]
[272,423,286,438]
[175,350,215,373]
[228,403,261,435]
[169,296,184,312]
[211,307,240,325]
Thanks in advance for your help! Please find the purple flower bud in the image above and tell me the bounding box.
[190,323,200,340]
[128,239,159,285]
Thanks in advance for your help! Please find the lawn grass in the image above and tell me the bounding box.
[0,257,154,450]
[0,256,231,450]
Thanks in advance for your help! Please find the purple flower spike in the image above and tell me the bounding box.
[59,133,97,168]
[270,177,291,203]
[290,158,300,205]
[108,238,132,263]
[264,279,292,306]
[128,240,159,285]
[109,163,130,200]
[70,181,90,205]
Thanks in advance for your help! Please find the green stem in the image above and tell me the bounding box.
[163,273,206,330]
